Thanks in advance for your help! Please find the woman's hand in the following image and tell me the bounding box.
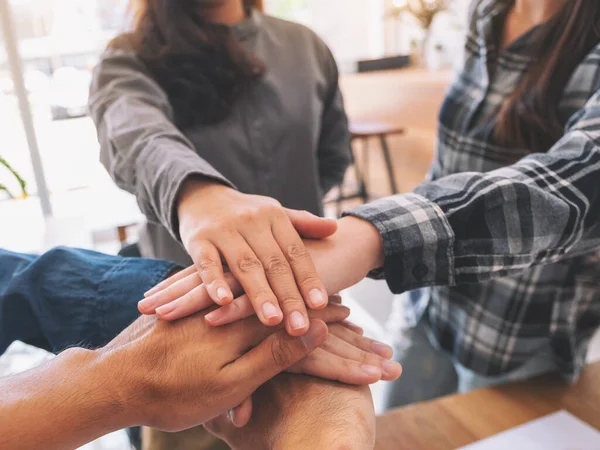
[141,215,386,324]
[139,279,402,384]
[175,178,336,335]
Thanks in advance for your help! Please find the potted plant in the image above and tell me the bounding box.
[387,0,446,66]
[0,156,27,199]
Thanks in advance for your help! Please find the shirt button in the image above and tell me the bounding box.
[412,263,429,281]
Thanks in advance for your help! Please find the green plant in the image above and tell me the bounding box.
[0,155,27,199]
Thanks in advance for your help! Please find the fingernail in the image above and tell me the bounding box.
[371,341,393,358]
[144,288,158,297]
[361,364,382,377]
[289,311,307,330]
[137,297,154,312]
[382,360,402,378]
[204,310,220,323]
[217,287,230,301]
[262,302,280,320]
[228,409,235,423]
[156,303,176,317]
[309,289,327,308]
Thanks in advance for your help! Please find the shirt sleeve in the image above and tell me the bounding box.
[316,48,352,196]
[346,88,600,293]
[0,247,178,356]
[88,48,235,241]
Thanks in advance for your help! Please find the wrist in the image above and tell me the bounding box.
[177,176,231,236]
[337,216,385,272]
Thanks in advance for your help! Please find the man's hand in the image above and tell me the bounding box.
[205,374,376,450]
[102,311,329,433]
[0,311,330,450]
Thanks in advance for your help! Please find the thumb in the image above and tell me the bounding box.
[285,209,338,239]
[230,320,328,388]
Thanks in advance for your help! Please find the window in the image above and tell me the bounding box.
[264,0,385,72]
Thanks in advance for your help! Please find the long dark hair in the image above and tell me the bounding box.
[495,0,600,153]
[115,0,265,128]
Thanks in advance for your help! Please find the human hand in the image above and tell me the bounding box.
[176,178,337,335]
[205,374,376,450]
[140,284,401,385]
[100,309,331,432]
[144,215,385,325]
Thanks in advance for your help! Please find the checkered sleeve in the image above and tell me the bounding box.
[348,88,600,294]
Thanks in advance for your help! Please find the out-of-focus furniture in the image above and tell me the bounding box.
[340,67,452,196]
[375,361,600,450]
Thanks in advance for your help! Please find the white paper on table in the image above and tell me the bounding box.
[457,411,600,450]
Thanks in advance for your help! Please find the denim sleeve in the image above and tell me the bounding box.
[0,247,179,355]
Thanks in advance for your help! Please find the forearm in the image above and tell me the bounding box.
[90,50,234,236]
[0,349,130,450]
[306,217,384,295]
[0,247,178,355]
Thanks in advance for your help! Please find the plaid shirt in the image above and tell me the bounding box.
[349,0,600,380]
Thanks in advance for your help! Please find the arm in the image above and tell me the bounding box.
[0,308,328,450]
[205,374,375,450]
[88,48,234,239]
[0,247,177,355]
[316,48,352,195]
[342,87,600,293]
[0,348,126,449]
[89,48,334,333]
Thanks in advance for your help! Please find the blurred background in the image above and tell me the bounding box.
[0,0,471,257]
[2,1,597,448]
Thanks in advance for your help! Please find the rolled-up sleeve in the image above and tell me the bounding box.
[89,49,235,240]
[347,88,600,294]
[0,247,178,355]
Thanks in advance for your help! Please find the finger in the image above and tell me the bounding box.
[329,324,394,359]
[191,241,234,305]
[206,296,349,331]
[320,333,401,381]
[272,218,328,313]
[155,284,217,320]
[229,397,253,428]
[217,233,284,327]
[205,294,255,326]
[340,320,365,336]
[288,348,382,385]
[138,271,241,315]
[330,294,342,305]
[244,233,306,334]
[226,320,327,388]
[144,265,197,297]
[139,271,202,314]
[285,208,338,239]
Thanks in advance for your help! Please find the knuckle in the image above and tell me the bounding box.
[265,255,291,276]
[236,254,263,273]
[270,338,296,368]
[279,294,303,308]
[197,258,219,273]
[286,242,309,262]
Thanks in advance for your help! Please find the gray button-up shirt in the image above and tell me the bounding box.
[89,10,351,265]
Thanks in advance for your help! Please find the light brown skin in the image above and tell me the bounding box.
[205,374,376,450]
[0,301,390,450]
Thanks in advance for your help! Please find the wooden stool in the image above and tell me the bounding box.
[333,120,405,215]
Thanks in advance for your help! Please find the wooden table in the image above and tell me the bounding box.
[375,361,600,449]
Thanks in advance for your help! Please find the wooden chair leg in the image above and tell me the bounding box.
[379,134,398,194]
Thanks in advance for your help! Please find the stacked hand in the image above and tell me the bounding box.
[139,268,402,384]
[206,374,376,450]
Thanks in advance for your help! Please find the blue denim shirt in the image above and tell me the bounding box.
[0,247,178,355]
